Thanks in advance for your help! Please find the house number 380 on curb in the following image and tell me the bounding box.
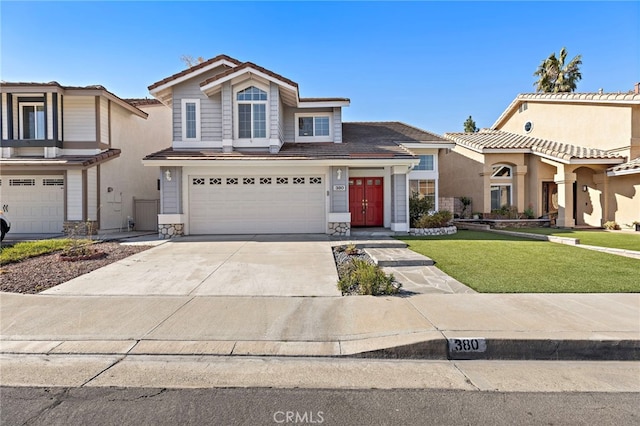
[448,338,486,352]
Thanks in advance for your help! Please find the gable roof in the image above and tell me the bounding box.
[143,122,444,164]
[492,92,640,129]
[445,129,626,164]
[148,54,350,108]
[0,81,148,118]
[147,54,242,91]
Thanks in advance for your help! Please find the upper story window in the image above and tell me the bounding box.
[237,86,267,139]
[414,155,434,171]
[20,103,45,140]
[181,99,201,141]
[294,113,332,142]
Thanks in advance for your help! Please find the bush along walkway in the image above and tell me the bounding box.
[333,245,400,296]
[332,242,475,295]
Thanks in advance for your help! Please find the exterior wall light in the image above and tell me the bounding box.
[582,185,588,192]
[165,169,172,181]
[336,168,342,180]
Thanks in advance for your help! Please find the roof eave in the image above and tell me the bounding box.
[148,58,239,95]
[200,67,299,96]
[401,142,456,149]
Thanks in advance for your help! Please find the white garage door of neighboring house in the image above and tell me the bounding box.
[0,176,65,233]
[189,175,326,234]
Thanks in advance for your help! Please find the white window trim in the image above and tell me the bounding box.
[414,154,435,171]
[181,98,201,142]
[491,164,513,179]
[294,112,333,142]
[19,102,46,140]
[233,81,269,142]
[490,184,513,209]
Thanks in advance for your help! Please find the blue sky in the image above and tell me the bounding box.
[2,1,638,134]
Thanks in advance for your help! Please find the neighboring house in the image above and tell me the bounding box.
[143,54,452,237]
[0,82,171,234]
[440,87,640,228]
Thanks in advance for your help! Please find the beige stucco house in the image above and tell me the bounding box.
[440,88,640,228]
[0,82,171,234]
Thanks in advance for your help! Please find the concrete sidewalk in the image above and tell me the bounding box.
[1,292,638,360]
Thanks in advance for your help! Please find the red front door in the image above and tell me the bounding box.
[349,177,383,227]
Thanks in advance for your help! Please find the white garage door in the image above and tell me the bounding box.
[189,175,326,234]
[0,176,65,233]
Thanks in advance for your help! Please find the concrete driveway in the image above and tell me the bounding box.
[42,235,341,297]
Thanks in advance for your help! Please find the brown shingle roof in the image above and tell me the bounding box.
[0,149,121,167]
[445,129,624,161]
[143,122,446,161]
[1,82,147,118]
[124,98,163,107]
[148,54,242,91]
[200,61,299,89]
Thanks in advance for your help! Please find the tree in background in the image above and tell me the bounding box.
[181,55,205,68]
[533,47,582,93]
[464,116,478,133]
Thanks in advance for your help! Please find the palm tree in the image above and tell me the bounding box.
[533,47,582,93]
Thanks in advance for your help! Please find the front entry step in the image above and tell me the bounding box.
[364,248,434,267]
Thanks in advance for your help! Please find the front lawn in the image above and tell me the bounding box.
[398,231,639,293]
[503,228,640,252]
[0,239,91,265]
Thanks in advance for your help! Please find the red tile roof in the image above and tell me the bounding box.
[445,129,625,161]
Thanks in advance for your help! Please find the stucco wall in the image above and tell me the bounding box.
[499,101,632,154]
[608,174,640,228]
[99,103,171,230]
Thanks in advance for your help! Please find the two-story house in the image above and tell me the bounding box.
[143,55,453,237]
[0,82,171,234]
[440,89,640,228]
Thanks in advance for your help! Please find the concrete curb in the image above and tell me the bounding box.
[2,336,638,361]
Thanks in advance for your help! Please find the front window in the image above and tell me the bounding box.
[295,113,332,142]
[181,99,201,141]
[237,86,267,139]
[491,185,512,210]
[298,116,330,137]
[414,155,434,171]
[20,103,45,140]
[410,179,436,207]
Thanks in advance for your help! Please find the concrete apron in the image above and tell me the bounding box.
[1,292,638,360]
[41,235,342,297]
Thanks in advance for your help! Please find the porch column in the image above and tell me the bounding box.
[593,172,609,224]
[481,169,492,213]
[554,171,576,228]
[515,165,528,212]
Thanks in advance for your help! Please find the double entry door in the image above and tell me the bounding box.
[348,177,383,227]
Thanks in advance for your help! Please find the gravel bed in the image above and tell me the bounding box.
[0,242,152,294]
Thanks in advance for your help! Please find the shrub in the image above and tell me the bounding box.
[603,221,620,230]
[337,258,399,296]
[409,192,434,227]
[414,210,453,228]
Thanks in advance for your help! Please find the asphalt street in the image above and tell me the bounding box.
[2,386,639,426]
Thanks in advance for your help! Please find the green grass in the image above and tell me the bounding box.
[0,239,91,265]
[399,230,640,293]
[503,228,640,252]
